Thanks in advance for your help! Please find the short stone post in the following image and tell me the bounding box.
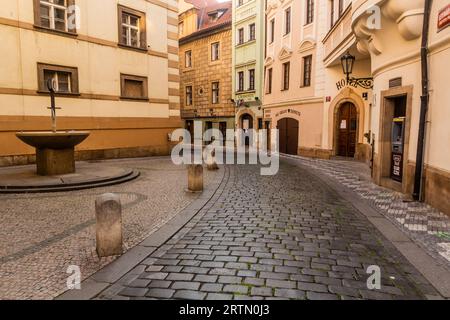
[95,193,123,257]
[188,164,203,192]
[206,150,219,171]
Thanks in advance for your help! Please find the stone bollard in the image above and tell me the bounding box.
[188,164,203,192]
[206,150,219,171]
[95,193,123,257]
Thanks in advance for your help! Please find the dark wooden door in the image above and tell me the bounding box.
[277,118,299,155]
[337,103,357,157]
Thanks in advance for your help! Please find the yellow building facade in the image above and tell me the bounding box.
[0,0,181,166]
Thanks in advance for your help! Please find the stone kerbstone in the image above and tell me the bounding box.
[96,193,123,257]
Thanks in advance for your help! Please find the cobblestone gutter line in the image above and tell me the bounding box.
[282,154,450,270]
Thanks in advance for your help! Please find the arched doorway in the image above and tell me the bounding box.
[277,118,299,155]
[337,102,357,157]
[241,114,253,146]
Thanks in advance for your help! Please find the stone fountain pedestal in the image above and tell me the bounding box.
[16,131,90,176]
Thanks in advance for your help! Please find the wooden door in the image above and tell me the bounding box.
[337,103,357,157]
[277,118,299,155]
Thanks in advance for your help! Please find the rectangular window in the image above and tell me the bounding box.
[212,82,220,104]
[185,86,193,106]
[339,0,344,17]
[34,0,76,33]
[118,5,146,50]
[302,55,313,87]
[248,69,255,91]
[282,62,290,91]
[238,0,244,6]
[266,68,273,94]
[185,50,192,68]
[330,0,335,28]
[37,63,79,94]
[238,28,244,45]
[179,22,184,36]
[270,19,275,43]
[120,74,148,100]
[285,8,291,35]
[238,71,244,92]
[306,0,314,25]
[249,23,256,41]
[211,42,220,61]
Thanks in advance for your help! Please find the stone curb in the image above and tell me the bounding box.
[56,166,227,300]
[284,156,450,299]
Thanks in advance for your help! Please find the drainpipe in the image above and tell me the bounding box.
[413,0,433,201]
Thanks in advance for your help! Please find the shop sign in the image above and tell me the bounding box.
[275,109,302,118]
[336,78,358,90]
[438,4,450,32]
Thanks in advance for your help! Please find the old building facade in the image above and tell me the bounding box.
[0,0,181,166]
[232,0,265,144]
[179,0,234,143]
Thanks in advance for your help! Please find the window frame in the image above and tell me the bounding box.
[118,5,147,51]
[211,42,220,61]
[185,85,193,106]
[282,62,290,91]
[238,28,245,45]
[120,74,149,101]
[269,18,275,43]
[306,0,314,25]
[37,63,79,95]
[248,69,255,91]
[238,71,245,92]
[33,0,77,34]
[185,50,192,68]
[266,68,273,94]
[284,7,291,36]
[249,23,256,41]
[302,55,313,88]
[212,82,220,104]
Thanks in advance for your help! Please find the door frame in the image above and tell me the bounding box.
[277,117,299,155]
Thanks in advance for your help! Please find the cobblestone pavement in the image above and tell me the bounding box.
[0,157,219,300]
[102,161,440,300]
[283,154,450,269]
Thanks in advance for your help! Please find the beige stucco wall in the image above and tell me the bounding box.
[0,0,181,161]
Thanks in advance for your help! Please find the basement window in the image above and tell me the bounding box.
[120,74,148,100]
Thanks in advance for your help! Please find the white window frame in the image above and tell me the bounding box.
[40,0,68,31]
[122,12,141,48]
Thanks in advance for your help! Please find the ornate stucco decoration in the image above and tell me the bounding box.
[278,46,293,61]
[353,0,425,56]
[298,39,316,53]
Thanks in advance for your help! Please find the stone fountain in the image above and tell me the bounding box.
[16,79,90,176]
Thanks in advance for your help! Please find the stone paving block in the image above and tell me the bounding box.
[173,290,207,300]
[148,280,172,289]
[218,276,242,284]
[194,275,218,283]
[306,291,340,300]
[266,279,297,289]
[119,287,148,297]
[207,293,233,300]
[274,289,306,300]
[146,288,175,299]
[250,287,273,297]
[297,281,328,293]
[171,281,201,290]
[223,285,249,295]
[200,283,224,293]
[166,273,194,281]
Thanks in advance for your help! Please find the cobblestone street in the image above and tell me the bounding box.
[0,157,219,300]
[97,159,443,300]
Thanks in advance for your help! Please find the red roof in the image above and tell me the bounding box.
[186,0,232,32]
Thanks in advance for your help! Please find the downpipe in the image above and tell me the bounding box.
[413,0,433,201]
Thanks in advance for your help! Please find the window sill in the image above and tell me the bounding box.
[120,97,150,102]
[37,90,80,97]
[118,43,149,54]
[33,25,78,38]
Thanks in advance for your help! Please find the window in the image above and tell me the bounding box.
[284,8,291,35]
[185,86,193,106]
[179,22,184,36]
[238,28,244,45]
[34,0,76,33]
[238,71,244,92]
[120,74,148,100]
[330,0,335,28]
[238,0,244,6]
[306,0,314,25]
[270,19,275,43]
[266,68,273,94]
[37,63,79,94]
[248,69,255,91]
[118,5,146,50]
[249,23,256,41]
[282,62,290,91]
[211,42,220,61]
[185,50,192,68]
[212,82,220,104]
[302,55,313,87]
[339,0,344,17]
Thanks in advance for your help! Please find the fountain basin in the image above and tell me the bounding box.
[16,131,90,176]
